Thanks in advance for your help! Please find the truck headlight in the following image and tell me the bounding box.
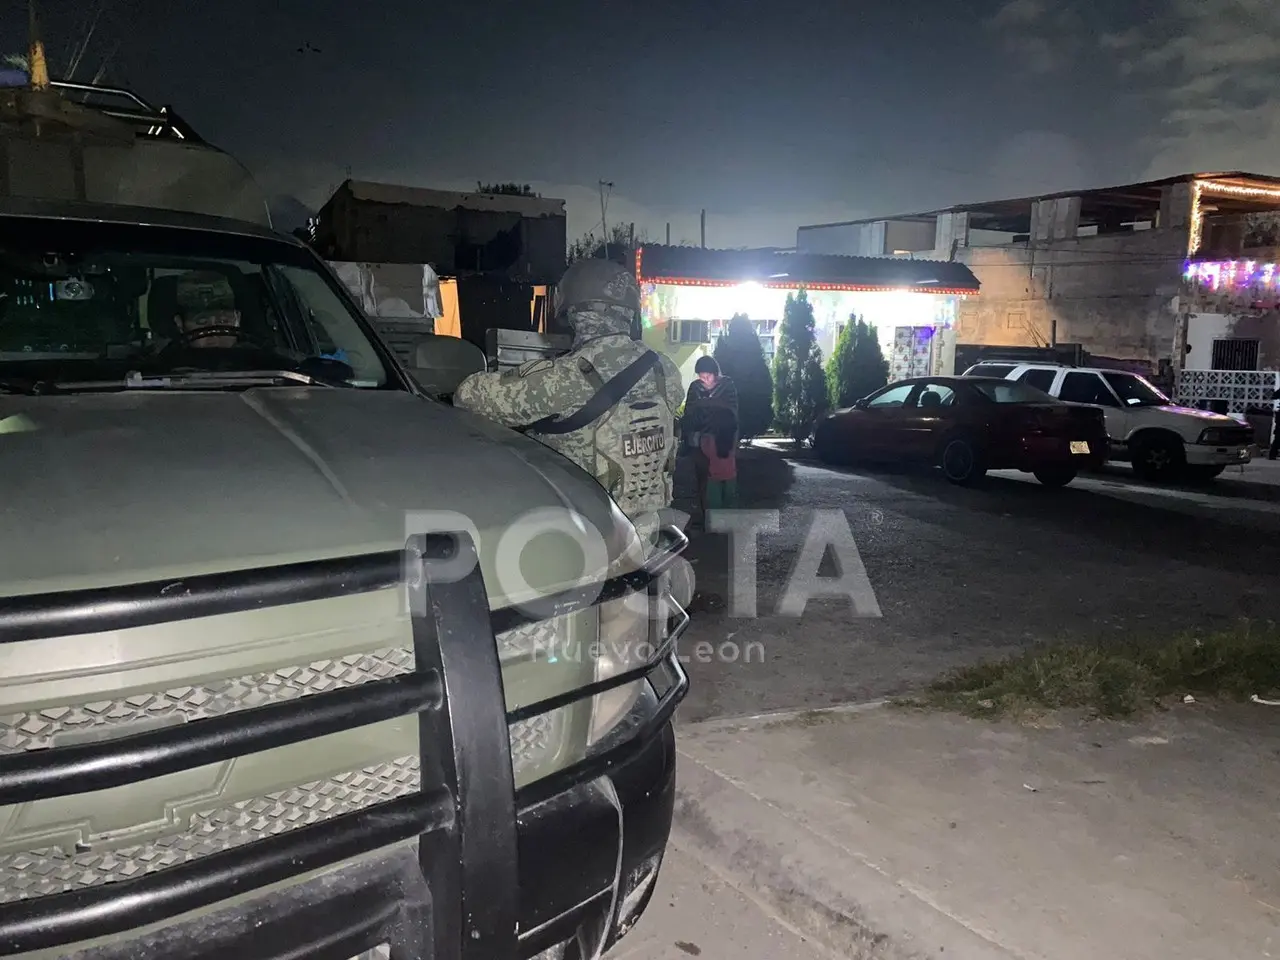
[589,589,653,747]
[497,613,594,788]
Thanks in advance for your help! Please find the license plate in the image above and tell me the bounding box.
[1070,441,1090,454]
[622,427,666,457]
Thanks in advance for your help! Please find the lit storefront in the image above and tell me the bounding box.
[634,245,980,385]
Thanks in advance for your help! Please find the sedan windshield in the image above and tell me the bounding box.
[968,379,1055,404]
[0,215,390,390]
[1101,371,1169,407]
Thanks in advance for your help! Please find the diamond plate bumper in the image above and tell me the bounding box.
[0,526,689,960]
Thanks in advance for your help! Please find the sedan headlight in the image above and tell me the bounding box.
[1198,427,1232,444]
[589,589,653,747]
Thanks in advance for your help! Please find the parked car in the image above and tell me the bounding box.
[812,376,1109,486]
[960,361,1253,483]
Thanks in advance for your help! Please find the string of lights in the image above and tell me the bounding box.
[1188,179,1280,256]
[635,252,1280,275]
[637,276,980,296]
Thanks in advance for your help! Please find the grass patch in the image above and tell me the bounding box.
[904,621,1280,720]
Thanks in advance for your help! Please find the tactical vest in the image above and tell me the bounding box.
[519,337,676,538]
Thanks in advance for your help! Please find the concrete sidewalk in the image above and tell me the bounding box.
[671,704,1280,960]
[614,845,830,959]
[1226,453,1280,488]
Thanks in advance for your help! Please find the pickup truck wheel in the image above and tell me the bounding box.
[939,434,987,485]
[1033,465,1077,488]
[1184,464,1225,482]
[1130,434,1185,482]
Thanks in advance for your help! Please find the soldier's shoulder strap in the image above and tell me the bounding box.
[518,348,662,436]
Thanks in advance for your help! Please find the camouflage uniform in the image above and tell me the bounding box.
[454,261,683,547]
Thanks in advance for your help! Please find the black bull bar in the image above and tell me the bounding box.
[0,525,690,959]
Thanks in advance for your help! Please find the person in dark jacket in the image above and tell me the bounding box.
[682,355,739,525]
[1270,387,1280,460]
[699,403,739,514]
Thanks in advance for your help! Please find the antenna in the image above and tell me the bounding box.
[66,0,108,82]
[598,180,613,258]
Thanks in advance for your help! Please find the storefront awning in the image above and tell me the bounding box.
[635,244,980,295]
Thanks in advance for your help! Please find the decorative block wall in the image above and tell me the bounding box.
[1175,368,1279,414]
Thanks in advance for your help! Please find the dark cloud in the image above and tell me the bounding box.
[992,0,1280,179]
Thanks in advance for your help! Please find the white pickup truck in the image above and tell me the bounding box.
[960,361,1254,483]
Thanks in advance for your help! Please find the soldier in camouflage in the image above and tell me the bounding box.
[453,258,684,549]
[173,270,242,348]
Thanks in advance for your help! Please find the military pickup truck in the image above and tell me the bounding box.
[0,77,689,960]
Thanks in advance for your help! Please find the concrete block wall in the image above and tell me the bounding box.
[797,182,1201,366]
[953,228,1186,364]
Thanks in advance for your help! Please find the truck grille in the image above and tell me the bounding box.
[0,618,568,906]
[2,626,563,772]
[1216,426,1255,446]
[0,530,690,958]
[0,755,421,904]
[0,646,416,754]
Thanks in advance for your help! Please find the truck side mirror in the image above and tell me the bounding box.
[408,334,487,398]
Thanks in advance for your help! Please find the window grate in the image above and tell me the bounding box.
[1210,338,1259,371]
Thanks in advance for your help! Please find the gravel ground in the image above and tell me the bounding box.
[671,444,1280,722]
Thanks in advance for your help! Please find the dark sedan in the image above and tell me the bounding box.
[812,376,1109,486]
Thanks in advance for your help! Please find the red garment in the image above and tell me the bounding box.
[700,433,736,481]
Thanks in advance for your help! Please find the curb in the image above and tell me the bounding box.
[675,698,890,734]
[670,736,1017,960]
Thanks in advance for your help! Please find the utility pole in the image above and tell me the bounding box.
[598,180,613,259]
[700,209,706,248]
[665,222,670,245]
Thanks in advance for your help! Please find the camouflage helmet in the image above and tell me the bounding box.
[175,270,237,315]
[554,258,640,321]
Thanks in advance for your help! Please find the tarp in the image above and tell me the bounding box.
[329,261,441,318]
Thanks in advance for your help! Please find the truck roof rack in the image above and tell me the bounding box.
[968,356,1064,366]
[49,79,203,143]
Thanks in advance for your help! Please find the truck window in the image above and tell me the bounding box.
[1059,372,1119,406]
[1018,368,1058,392]
[966,363,1015,378]
[0,215,391,388]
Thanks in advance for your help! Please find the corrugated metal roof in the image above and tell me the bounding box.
[636,244,979,292]
[797,170,1280,232]
[341,180,565,218]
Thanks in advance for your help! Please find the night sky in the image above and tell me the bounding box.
[9,0,1278,246]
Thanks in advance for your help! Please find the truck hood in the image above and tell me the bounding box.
[0,387,643,604]
[1143,404,1247,427]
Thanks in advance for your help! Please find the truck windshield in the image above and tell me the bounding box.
[0,214,390,389]
[1100,371,1169,407]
